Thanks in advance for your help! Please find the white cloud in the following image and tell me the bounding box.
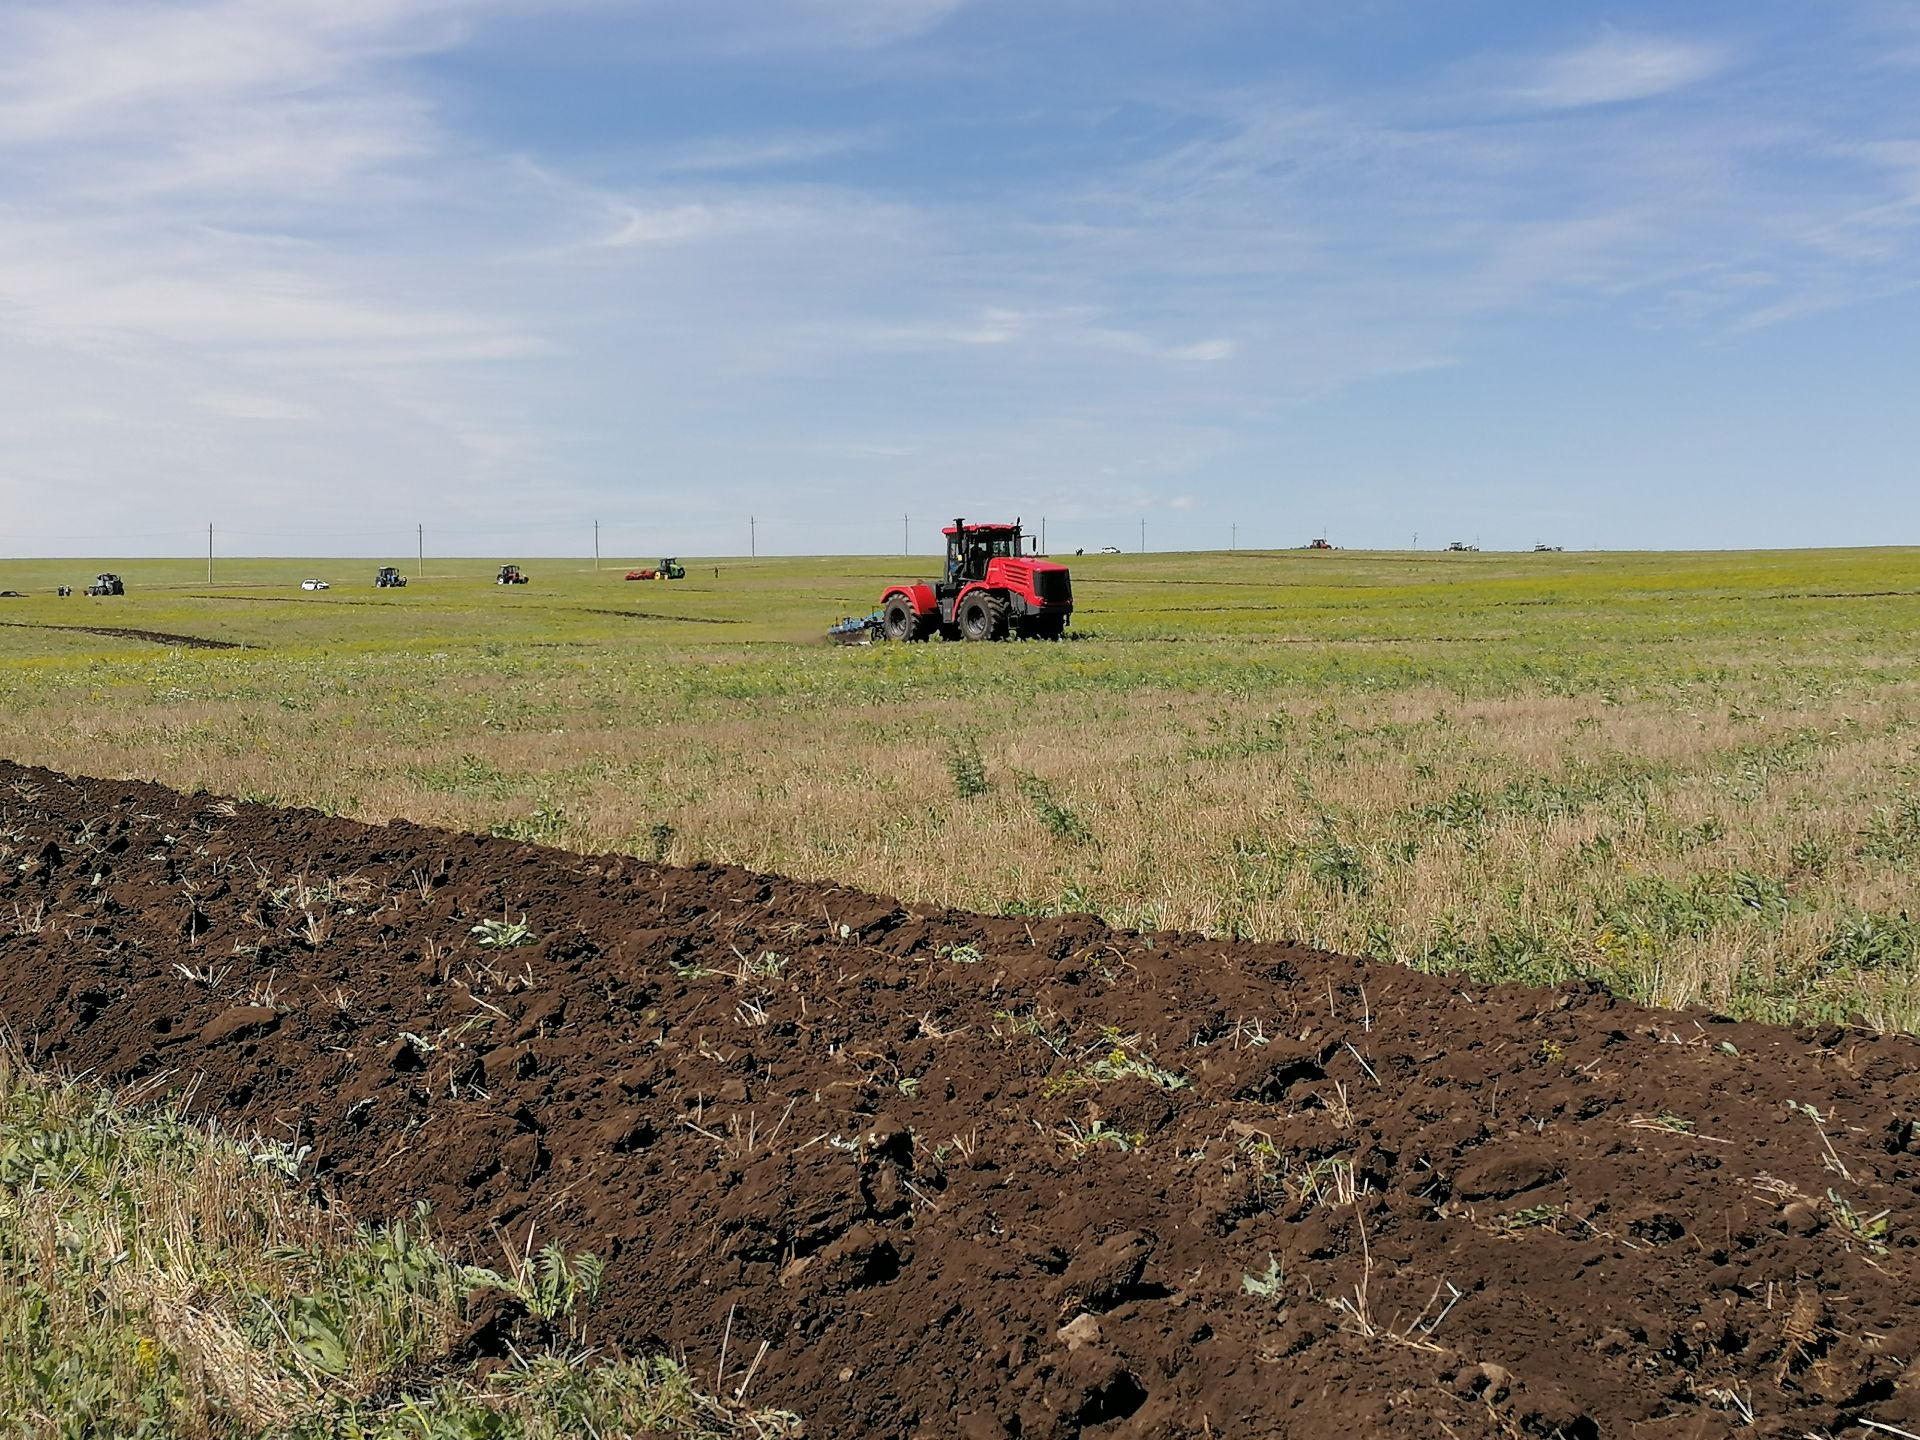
[1510,32,1730,110]
[655,130,879,175]
[1169,339,1236,363]
[667,0,970,53]
[0,0,475,146]
[193,392,318,421]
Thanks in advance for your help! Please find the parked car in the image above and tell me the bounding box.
[300,578,330,591]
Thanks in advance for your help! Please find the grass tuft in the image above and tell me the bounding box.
[0,1052,798,1439]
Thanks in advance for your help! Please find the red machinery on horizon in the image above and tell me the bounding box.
[830,518,1073,643]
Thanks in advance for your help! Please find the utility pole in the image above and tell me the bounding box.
[1041,517,1047,553]
[1140,516,1146,554]
[1231,523,1237,552]
[749,515,756,558]
[593,519,600,570]
[903,514,909,555]
[206,523,213,584]
[417,523,424,579]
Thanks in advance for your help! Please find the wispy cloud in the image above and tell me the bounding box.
[0,2,1916,553]
[655,130,880,175]
[1508,31,1732,110]
[193,391,319,421]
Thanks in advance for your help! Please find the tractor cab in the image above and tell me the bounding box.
[943,522,1029,589]
[659,558,686,580]
[86,573,125,597]
[496,564,529,585]
[375,566,407,587]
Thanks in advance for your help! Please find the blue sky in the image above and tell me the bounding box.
[1,0,1916,557]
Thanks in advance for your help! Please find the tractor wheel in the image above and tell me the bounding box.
[882,597,921,642]
[959,592,1008,641]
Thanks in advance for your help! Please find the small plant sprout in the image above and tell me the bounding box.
[1052,1118,1141,1155]
[1231,1016,1270,1048]
[728,947,788,980]
[939,941,984,965]
[249,1138,313,1179]
[475,1238,607,1339]
[1788,1099,1853,1180]
[1628,1112,1698,1135]
[1497,1204,1566,1232]
[471,913,537,949]
[1241,1254,1284,1302]
[1826,1190,1891,1254]
[1045,1034,1188,1097]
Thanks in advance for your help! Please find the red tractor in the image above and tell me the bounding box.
[877,518,1072,641]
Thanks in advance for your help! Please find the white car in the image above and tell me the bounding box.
[1098,545,1122,555]
[300,579,330,591]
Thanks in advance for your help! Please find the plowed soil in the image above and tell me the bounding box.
[0,621,244,649]
[3,759,1918,1440]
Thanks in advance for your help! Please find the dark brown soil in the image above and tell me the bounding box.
[0,621,244,649]
[584,607,744,624]
[2,758,1917,1440]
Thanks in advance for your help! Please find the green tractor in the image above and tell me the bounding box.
[659,557,686,581]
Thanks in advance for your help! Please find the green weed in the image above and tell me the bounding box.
[945,735,989,799]
[471,916,538,949]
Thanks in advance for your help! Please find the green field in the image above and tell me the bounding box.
[4,546,1919,1030]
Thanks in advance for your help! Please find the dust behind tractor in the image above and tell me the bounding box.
[831,518,1071,644]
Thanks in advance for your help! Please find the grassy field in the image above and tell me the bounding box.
[3,546,1919,1031]
[0,1051,794,1439]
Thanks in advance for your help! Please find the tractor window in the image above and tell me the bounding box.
[988,535,1018,560]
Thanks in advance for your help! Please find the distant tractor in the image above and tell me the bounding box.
[832,518,1071,643]
[1446,542,1479,553]
[496,564,530,585]
[375,566,408,587]
[1307,538,1333,550]
[626,558,686,581]
[85,573,125,596]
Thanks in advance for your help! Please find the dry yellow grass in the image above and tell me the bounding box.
[2,546,1917,1028]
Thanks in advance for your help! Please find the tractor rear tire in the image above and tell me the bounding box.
[882,597,928,642]
[959,592,1008,641]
